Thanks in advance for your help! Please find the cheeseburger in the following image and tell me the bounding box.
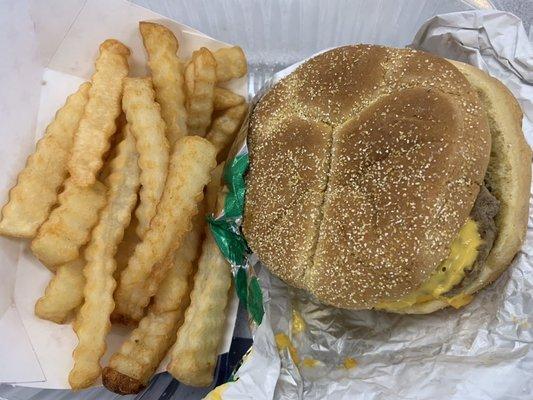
[243,45,531,313]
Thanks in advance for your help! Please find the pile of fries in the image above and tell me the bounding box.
[0,21,248,394]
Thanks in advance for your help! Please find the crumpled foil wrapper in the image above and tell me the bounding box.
[218,10,533,400]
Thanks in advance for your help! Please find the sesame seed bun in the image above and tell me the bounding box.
[243,45,512,310]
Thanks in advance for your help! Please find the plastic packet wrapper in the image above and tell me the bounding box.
[206,10,533,400]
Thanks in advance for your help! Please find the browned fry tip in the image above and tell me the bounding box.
[102,367,146,395]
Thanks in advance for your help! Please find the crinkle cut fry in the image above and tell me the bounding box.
[206,103,248,161]
[185,48,217,136]
[152,201,205,314]
[35,257,86,324]
[102,312,178,394]
[213,46,247,82]
[102,203,206,395]
[140,21,188,146]
[168,191,232,387]
[0,82,91,238]
[122,77,169,238]
[205,163,225,217]
[69,125,140,389]
[114,213,140,279]
[30,178,107,270]
[213,87,245,111]
[68,39,130,187]
[114,136,216,322]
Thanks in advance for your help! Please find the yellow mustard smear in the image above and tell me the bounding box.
[275,332,301,364]
[447,293,474,309]
[291,309,306,334]
[343,357,358,369]
[204,382,230,400]
[302,358,320,368]
[377,219,481,312]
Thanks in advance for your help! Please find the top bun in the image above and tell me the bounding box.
[243,45,491,309]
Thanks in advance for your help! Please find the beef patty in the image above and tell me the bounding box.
[446,185,500,297]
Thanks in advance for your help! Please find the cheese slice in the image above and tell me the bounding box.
[377,219,481,312]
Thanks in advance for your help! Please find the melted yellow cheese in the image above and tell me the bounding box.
[446,293,474,309]
[291,309,306,334]
[377,219,481,312]
[302,358,320,368]
[204,382,230,400]
[275,332,300,364]
[343,357,358,369]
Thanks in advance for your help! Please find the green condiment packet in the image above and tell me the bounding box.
[207,122,264,326]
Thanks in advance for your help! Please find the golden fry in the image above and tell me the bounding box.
[205,163,224,216]
[69,126,140,389]
[185,48,217,136]
[98,113,127,182]
[114,136,216,322]
[152,201,205,314]
[103,311,180,394]
[213,87,245,111]
[168,191,232,387]
[140,22,187,146]
[184,58,193,93]
[213,46,247,82]
[30,179,107,270]
[68,39,130,187]
[115,213,140,279]
[102,204,205,395]
[123,77,169,238]
[206,103,248,161]
[34,258,86,324]
[0,83,91,238]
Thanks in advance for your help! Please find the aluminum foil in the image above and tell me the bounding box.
[216,10,533,400]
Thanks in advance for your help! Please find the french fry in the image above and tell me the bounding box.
[151,202,205,314]
[0,82,91,238]
[115,213,140,279]
[114,136,216,322]
[102,204,205,395]
[213,87,245,111]
[34,257,86,324]
[213,46,247,82]
[184,58,194,93]
[112,129,139,280]
[30,179,107,270]
[206,103,248,161]
[103,311,179,394]
[168,190,232,387]
[139,22,187,146]
[68,39,130,187]
[205,163,224,216]
[185,48,217,136]
[98,113,127,182]
[123,77,169,238]
[69,126,140,389]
